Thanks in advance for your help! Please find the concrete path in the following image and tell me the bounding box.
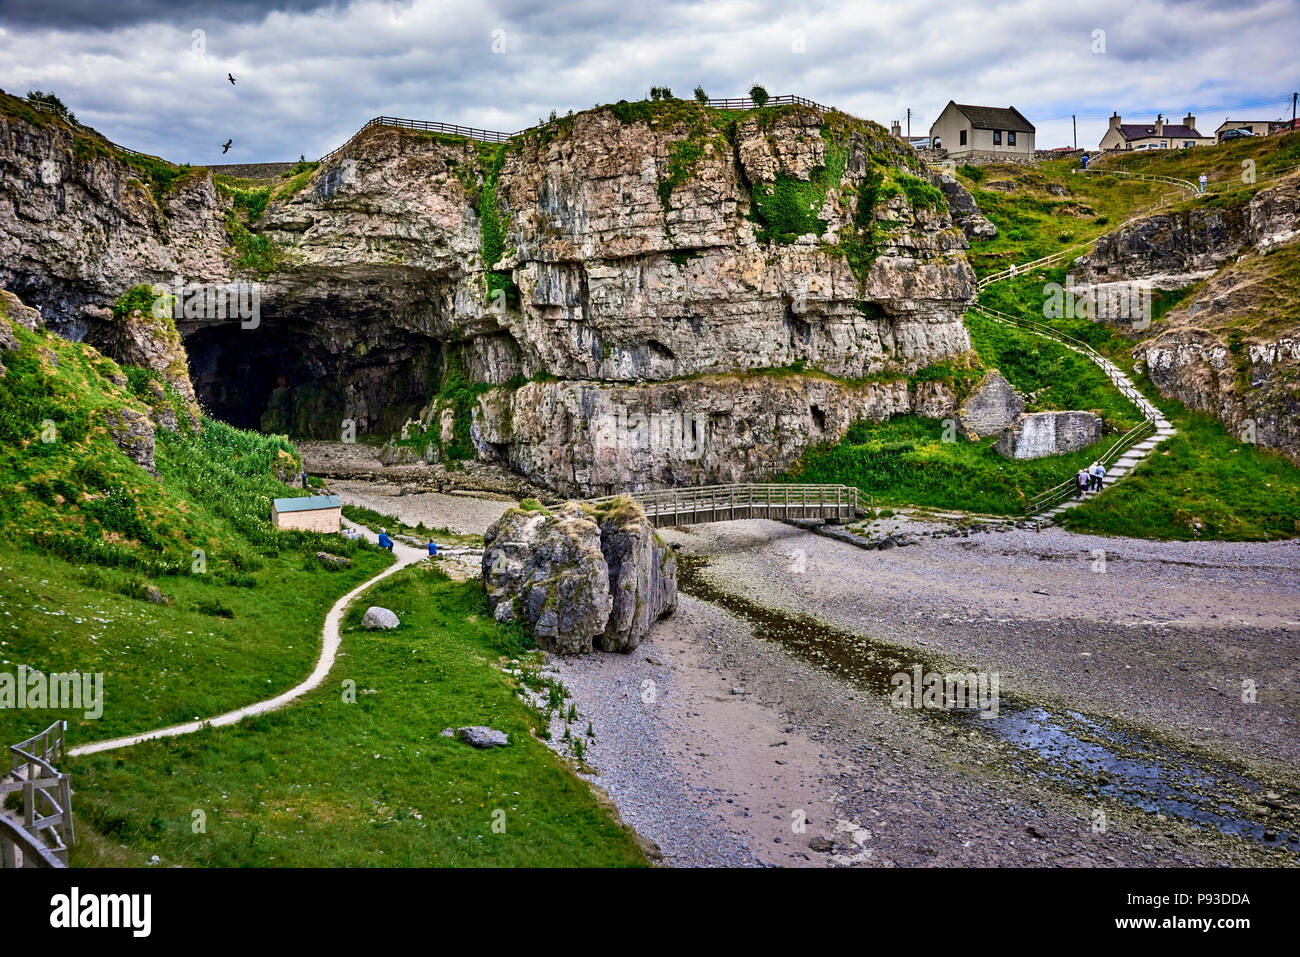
[69,520,426,758]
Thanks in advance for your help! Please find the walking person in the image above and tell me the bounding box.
[1076,466,1090,499]
[1198,172,1207,195]
[1080,152,1089,170]
[1092,461,1107,492]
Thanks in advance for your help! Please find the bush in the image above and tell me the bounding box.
[749,84,769,107]
[694,85,708,103]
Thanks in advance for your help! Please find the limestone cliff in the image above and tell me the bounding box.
[1,92,979,494]
[1134,237,1300,463]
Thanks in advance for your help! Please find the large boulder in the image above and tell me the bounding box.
[957,369,1025,439]
[482,497,676,654]
[595,499,678,652]
[482,503,613,654]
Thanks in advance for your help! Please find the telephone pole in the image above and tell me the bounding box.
[906,107,912,139]
[1293,92,1297,129]
[1073,114,1077,150]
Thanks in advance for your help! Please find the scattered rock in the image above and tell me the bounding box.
[316,551,351,569]
[361,606,400,629]
[457,726,509,748]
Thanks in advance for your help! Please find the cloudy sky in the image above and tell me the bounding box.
[1,0,1296,164]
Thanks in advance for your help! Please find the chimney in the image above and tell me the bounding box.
[891,120,902,138]
[1108,111,1121,131]
[1155,114,1164,135]
[1183,112,1196,130]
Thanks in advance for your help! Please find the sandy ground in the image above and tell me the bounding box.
[351,482,1299,866]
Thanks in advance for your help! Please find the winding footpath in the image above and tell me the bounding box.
[69,521,426,758]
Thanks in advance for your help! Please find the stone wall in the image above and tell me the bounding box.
[994,411,1103,459]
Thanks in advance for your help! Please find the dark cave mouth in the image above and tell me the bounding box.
[183,321,441,439]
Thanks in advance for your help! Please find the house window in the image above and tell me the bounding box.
[1183,140,1193,148]
[960,129,967,146]
[993,130,1002,145]
[1008,131,1016,146]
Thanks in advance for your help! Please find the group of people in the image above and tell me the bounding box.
[1076,461,1107,498]
[369,527,437,556]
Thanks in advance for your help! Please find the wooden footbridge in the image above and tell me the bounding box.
[587,483,866,528]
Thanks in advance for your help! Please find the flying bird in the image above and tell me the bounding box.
[222,139,232,154]
[228,73,236,85]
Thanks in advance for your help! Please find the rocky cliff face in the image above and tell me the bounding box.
[1075,173,1300,288]
[1133,236,1300,463]
[1,94,978,494]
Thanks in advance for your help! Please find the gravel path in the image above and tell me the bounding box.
[69,524,426,758]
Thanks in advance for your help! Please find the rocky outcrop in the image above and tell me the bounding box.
[472,372,958,497]
[994,411,1103,459]
[101,406,158,476]
[0,95,233,343]
[937,173,997,239]
[1074,173,1300,288]
[481,497,675,652]
[1133,238,1300,463]
[598,498,678,651]
[957,369,1024,439]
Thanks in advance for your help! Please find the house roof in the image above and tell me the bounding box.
[273,494,341,513]
[952,103,1035,133]
[1116,123,1206,140]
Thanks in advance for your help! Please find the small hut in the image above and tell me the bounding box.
[272,494,342,533]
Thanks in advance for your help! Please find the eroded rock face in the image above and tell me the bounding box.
[481,498,675,653]
[0,103,233,343]
[1133,239,1300,463]
[994,411,1102,459]
[473,373,956,497]
[1074,174,1300,288]
[937,173,997,240]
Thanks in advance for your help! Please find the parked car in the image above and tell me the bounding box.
[1220,128,1255,141]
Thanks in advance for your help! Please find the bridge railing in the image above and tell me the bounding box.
[2,721,74,867]
[588,483,866,525]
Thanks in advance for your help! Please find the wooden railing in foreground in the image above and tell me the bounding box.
[2,721,74,867]
[587,483,867,527]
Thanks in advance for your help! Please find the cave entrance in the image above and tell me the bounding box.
[183,320,441,439]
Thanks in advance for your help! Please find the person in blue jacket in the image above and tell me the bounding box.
[426,540,438,557]
[377,529,394,552]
